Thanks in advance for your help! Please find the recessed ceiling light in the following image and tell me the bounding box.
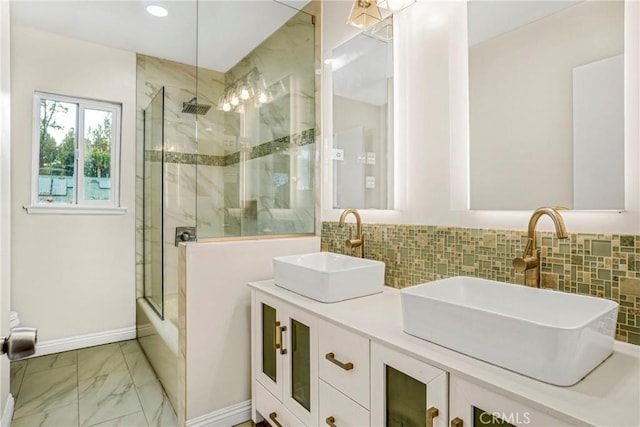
[146,4,168,17]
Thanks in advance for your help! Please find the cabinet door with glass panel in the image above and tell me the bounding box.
[371,342,448,427]
[449,376,572,427]
[254,292,318,426]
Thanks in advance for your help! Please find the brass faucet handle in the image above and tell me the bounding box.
[345,238,363,248]
[513,255,538,273]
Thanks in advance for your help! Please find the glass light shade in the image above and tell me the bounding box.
[230,94,240,106]
[377,0,415,12]
[372,16,393,40]
[347,0,382,30]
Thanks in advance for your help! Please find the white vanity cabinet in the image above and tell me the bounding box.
[253,291,318,426]
[371,342,448,427]
[448,376,571,427]
[250,281,640,427]
[317,320,371,426]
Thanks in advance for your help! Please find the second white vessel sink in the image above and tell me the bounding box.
[273,252,385,303]
[401,276,618,386]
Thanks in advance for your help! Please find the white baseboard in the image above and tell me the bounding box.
[31,326,136,357]
[186,400,251,427]
[1,394,14,427]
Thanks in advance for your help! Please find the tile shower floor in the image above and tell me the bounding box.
[10,340,178,427]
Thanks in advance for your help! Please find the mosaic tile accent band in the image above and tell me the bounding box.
[143,128,315,167]
[321,222,640,346]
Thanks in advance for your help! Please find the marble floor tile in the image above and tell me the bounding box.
[10,360,27,399]
[120,340,143,354]
[91,411,149,427]
[135,379,178,427]
[79,369,142,427]
[232,422,254,427]
[11,400,79,427]
[78,343,128,380]
[26,350,77,375]
[124,351,157,387]
[12,340,178,427]
[14,364,77,419]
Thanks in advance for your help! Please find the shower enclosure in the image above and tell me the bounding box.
[137,4,317,423]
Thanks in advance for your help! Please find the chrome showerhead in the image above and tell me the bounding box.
[182,97,211,115]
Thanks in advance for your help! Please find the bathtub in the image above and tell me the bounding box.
[136,297,179,411]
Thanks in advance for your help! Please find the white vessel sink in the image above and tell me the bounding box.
[401,276,618,386]
[273,252,385,303]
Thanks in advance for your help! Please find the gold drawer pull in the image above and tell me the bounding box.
[274,322,287,355]
[326,416,337,427]
[427,407,439,427]
[451,417,463,427]
[269,412,283,427]
[325,352,353,371]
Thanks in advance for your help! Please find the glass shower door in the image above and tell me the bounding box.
[143,87,164,318]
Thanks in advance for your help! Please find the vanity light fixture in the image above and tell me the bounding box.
[347,0,382,30]
[217,67,274,113]
[372,16,393,41]
[146,4,168,17]
[377,0,416,13]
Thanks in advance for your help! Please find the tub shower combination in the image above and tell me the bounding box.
[136,6,316,423]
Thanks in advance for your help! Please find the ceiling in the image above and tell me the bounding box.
[10,0,310,72]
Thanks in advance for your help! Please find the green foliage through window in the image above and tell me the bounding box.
[34,93,120,206]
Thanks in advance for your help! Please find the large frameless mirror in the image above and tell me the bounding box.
[323,0,397,211]
[330,18,394,210]
[468,1,625,210]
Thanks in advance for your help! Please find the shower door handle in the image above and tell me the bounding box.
[1,327,37,360]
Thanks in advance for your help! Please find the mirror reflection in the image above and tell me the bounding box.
[468,1,625,210]
[331,17,394,210]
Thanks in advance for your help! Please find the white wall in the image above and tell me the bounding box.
[0,0,12,421]
[322,0,640,235]
[573,54,625,210]
[10,25,137,343]
[183,236,319,422]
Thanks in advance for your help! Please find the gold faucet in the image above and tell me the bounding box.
[338,208,364,258]
[513,207,569,287]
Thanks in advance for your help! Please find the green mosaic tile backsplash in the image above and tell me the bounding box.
[321,222,640,345]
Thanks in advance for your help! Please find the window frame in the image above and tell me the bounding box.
[29,91,124,214]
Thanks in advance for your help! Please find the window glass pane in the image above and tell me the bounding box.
[83,109,113,201]
[38,99,77,204]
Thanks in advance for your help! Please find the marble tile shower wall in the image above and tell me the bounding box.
[321,222,640,345]
[212,10,317,238]
[136,55,225,299]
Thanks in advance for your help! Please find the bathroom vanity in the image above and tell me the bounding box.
[249,280,640,427]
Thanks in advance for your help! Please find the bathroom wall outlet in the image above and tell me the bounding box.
[367,152,376,165]
[366,176,376,189]
[331,148,344,161]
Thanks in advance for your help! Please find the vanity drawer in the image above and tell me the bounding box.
[319,380,370,427]
[255,382,305,427]
[318,320,370,409]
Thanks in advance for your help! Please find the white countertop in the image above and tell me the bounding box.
[249,280,640,427]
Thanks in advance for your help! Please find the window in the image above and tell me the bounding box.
[29,92,123,213]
